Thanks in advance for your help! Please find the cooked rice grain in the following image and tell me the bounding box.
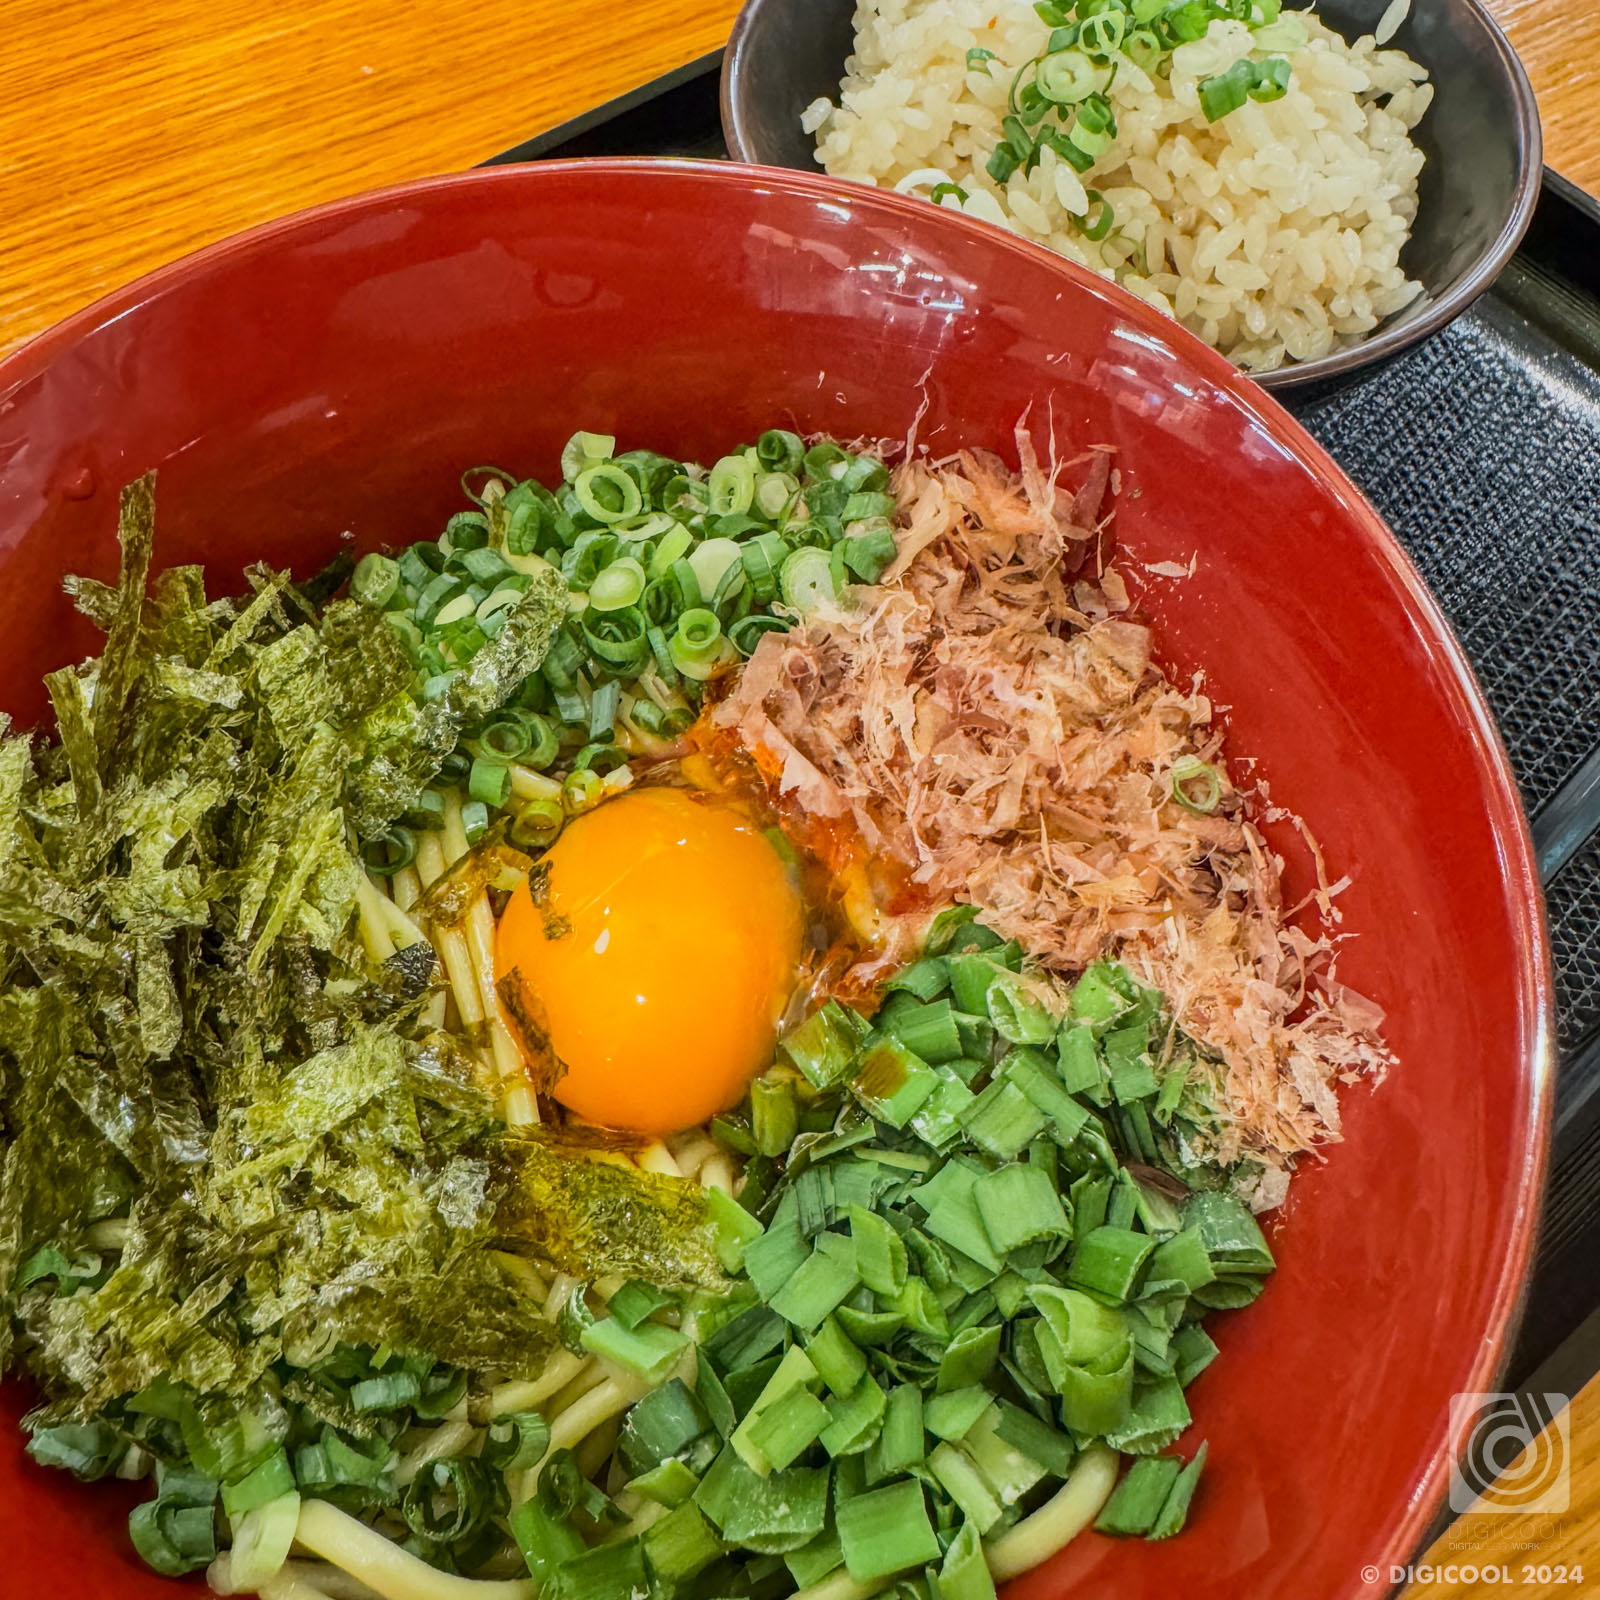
[807,3,1432,370]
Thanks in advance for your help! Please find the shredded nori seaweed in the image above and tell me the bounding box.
[0,475,665,1422]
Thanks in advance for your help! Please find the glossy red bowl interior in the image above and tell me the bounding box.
[0,160,1551,1599]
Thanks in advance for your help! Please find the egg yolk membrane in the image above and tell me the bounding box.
[494,787,804,1135]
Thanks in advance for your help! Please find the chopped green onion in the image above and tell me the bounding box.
[352,551,400,607]
[1198,58,1252,121]
[588,556,647,611]
[757,429,805,474]
[820,1372,887,1457]
[841,526,898,583]
[550,1537,647,1600]
[1184,1192,1275,1274]
[1074,189,1116,242]
[128,1499,217,1576]
[580,1315,689,1385]
[1250,54,1292,101]
[870,1385,925,1484]
[751,1073,799,1158]
[619,1379,712,1475]
[510,1494,586,1582]
[1170,753,1222,812]
[414,572,464,626]
[693,1444,829,1550]
[852,1037,939,1129]
[401,1456,492,1544]
[934,1324,1001,1393]
[973,1157,1071,1255]
[1172,1324,1220,1387]
[473,711,533,762]
[961,1080,1051,1161]
[351,1370,421,1413]
[924,1385,992,1443]
[836,1477,941,1582]
[755,470,800,521]
[225,1491,300,1593]
[742,1217,812,1301]
[642,1501,726,1586]
[1106,1374,1192,1454]
[1081,8,1127,56]
[747,1387,831,1471]
[708,454,757,517]
[992,1399,1077,1477]
[510,798,564,849]
[787,1527,845,1589]
[25,1422,125,1480]
[1038,47,1101,103]
[468,757,511,808]
[561,430,615,483]
[769,1236,861,1331]
[609,1278,678,1330]
[929,1442,1004,1535]
[937,1519,997,1600]
[1057,1347,1134,1436]
[847,1205,908,1298]
[483,1411,551,1473]
[781,1001,871,1088]
[1094,1454,1182,1536]
[1149,1441,1208,1538]
[803,440,849,479]
[221,1447,294,1517]
[562,768,603,812]
[574,462,644,524]
[1067,1226,1157,1302]
[627,1457,701,1509]
[360,826,418,874]
[779,545,837,613]
[587,678,621,742]
[806,1316,869,1399]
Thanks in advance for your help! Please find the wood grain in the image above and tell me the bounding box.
[0,0,1597,1583]
[1404,1376,1598,1596]
[0,0,1596,357]
[0,0,743,355]
[1485,0,1600,197]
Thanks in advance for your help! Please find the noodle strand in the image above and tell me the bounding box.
[293,1500,535,1600]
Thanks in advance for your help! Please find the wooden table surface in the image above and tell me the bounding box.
[0,0,1597,357]
[1,1,1597,1590]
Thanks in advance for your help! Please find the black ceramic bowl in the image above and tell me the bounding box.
[721,0,1542,398]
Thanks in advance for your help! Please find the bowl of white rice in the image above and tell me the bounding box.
[722,0,1541,395]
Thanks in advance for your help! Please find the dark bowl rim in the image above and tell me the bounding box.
[718,0,1545,393]
[0,155,1556,1587]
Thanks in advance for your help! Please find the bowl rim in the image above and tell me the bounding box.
[717,0,1545,393]
[0,155,1557,1581]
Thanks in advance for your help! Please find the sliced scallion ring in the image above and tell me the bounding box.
[779,546,837,613]
[647,524,694,577]
[351,552,400,608]
[587,557,647,612]
[574,463,645,525]
[688,537,743,600]
[360,827,418,874]
[673,608,723,662]
[1039,47,1102,104]
[560,430,615,484]
[708,454,756,516]
[1171,755,1223,814]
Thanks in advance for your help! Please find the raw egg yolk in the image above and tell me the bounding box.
[494,786,804,1135]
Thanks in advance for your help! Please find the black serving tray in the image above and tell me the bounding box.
[488,59,1600,1390]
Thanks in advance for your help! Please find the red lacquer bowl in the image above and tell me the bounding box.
[0,161,1552,1599]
